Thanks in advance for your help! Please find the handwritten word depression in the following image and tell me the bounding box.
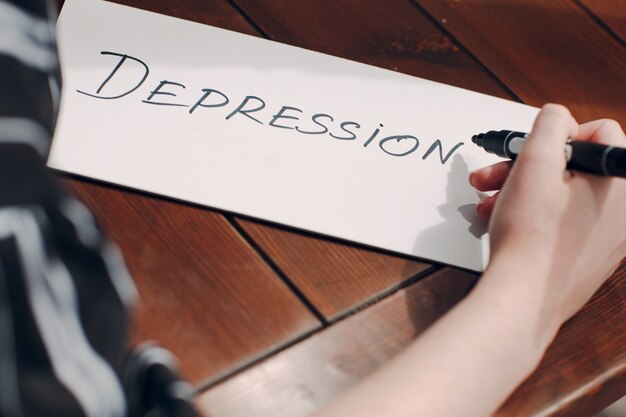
[77,51,465,164]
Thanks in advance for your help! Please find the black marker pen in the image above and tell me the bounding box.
[471,130,626,178]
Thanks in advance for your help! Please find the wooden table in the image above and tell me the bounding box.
[61,1,626,416]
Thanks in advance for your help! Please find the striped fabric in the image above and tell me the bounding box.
[0,1,199,416]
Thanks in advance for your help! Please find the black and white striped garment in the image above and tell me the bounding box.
[0,1,199,416]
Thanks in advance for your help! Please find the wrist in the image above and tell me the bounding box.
[472,258,563,355]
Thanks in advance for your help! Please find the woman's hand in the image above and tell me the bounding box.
[314,105,625,417]
[471,104,626,327]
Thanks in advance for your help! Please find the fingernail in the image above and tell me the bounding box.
[469,172,476,186]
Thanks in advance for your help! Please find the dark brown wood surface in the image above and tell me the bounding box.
[576,0,626,45]
[65,179,319,385]
[197,264,626,417]
[230,0,509,98]
[198,267,478,417]
[415,0,626,123]
[236,220,435,320]
[55,0,626,416]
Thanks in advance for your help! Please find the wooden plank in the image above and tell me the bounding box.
[236,221,436,319]
[230,0,512,319]
[414,0,626,123]
[64,178,319,385]
[232,0,509,98]
[196,263,626,417]
[576,0,626,45]
[197,267,478,417]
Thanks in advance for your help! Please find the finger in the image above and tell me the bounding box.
[574,119,625,146]
[518,104,578,173]
[476,192,499,218]
[469,161,513,191]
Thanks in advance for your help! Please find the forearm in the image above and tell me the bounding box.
[313,263,559,417]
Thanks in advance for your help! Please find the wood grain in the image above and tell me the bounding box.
[232,0,509,98]
[576,0,626,45]
[196,263,626,417]
[230,0,511,319]
[414,0,626,124]
[236,221,435,320]
[197,267,478,417]
[64,178,319,385]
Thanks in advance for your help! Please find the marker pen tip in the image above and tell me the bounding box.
[471,133,484,145]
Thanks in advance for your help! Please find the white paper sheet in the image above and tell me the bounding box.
[49,0,540,271]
